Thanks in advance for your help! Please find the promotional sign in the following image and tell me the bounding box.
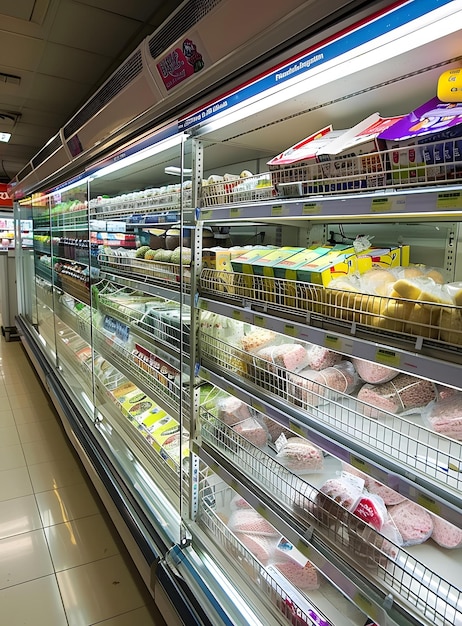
[0,183,13,208]
[156,35,205,91]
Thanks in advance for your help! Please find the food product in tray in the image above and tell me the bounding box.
[288,361,359,408]
[422,394,462,440]
[357,373,437,418]
[387,501,434,546]
[228,509,280,536]
[275,435,324,473]
[351,357,399,384]
[255,343,310,373]
[430,514,462,549]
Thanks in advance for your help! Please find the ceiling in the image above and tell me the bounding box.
[0,0,185,183]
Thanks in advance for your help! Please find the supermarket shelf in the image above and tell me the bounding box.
[93,328,184,423]
[198,296,462,389]
[195,442,430,626]
[199,360,462,528]
[100,269,189,304]
[54,299,92,344]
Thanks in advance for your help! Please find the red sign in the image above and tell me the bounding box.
[0,183,12,207]
[156,38,204,91]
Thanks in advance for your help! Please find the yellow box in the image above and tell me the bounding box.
[359,244,410,269]
[297,252,362,287]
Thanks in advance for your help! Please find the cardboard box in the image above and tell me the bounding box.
[359,245,410,269]
[296,251,366,287]
[316,113,403,190]
[379,97,462,183]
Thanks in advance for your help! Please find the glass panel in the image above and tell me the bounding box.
[15,196,35,324]
[88,133,189,543]
[49,182,95,419]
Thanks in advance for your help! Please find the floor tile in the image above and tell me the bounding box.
[22,437,75,465]
[57,554,147,626]
[0,424,20,448]
[36,482,101,527]
[0,574,68,626]
[0,466,33,501]
[28,455,84,493]
[45,513,120,571]
[0,528,54,589]
[0,495,42,539]
[7,380,44,397]
[7,393,52,410]
[17,418,65,444]
[13,403,59,424]
[0,444,26,471]
[0,384,8,398]
[91,605,166,626]
[0,409,15,427]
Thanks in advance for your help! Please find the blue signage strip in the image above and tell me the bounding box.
[179,0,454,131]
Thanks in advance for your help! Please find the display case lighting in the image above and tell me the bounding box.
[197,1,462,134]
[0,133,11,143]
[164,166,192,176]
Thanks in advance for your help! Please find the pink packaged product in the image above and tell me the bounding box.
[318,473,364,512]
[236,533,278,565]
[262,415,292,443]
[229,494,252,510]
[228,509,279,536]
[232,417,269,447]
[430,514,462,549]
[306,344,343,370]
[275,436,324,473]
[366,480,406,506]
[274,537,320,590]
[256,343,310,373]
[216,396,252,426]
[357,373,437,418]
[289,360,359,408]
[241,329,277,353]
[422,394,462,440]
[351,357,399,384]
[387,501,434,546]
[352,493,388,532]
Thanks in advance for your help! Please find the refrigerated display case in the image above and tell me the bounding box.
[11,1,462,625]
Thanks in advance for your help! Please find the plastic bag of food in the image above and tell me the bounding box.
[241,328,277,353]
[275,435,324,473]
[256,343,310,373]
[357,373,437,418]
[305,344,343,370]
[216,395,252,426]
[288,361,360,407]
[228,508,279,536]
[430,514,462,549]
[422,393,462,440]
[387,500,433,546]
[232,416,269,447]
[351,357,398,384]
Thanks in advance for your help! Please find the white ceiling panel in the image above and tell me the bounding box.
[38,42,111,84]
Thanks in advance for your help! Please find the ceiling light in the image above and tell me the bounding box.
[0,133,11,143]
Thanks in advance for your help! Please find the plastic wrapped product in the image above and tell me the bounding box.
[357,373,437,418]
[306,344,343,371]
[241,328,277,353]
[351,357,399,384]
[216,396,252,426]
[256,343,310,373]
[261,415,292,443]
[273,560,320,591]
[430,514,462,549]
[388,501,434,546]
[318,474,364,512]
[359,268,396,297]
[440,308,462,346]
[422,394,462,440]
[288,361,360,408]
[352,493,388,532]
[348,520,400,569]
[236,533,277,565]
[275,436,324,473]
[366,480,406,506]
[228,509,279,536]
[230,494,252,510]
[232,417,269,447]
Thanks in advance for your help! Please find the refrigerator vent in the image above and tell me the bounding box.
[31,134,62,169]
[16,162,33,182]
[63,49,144,141]
[148,0,221,60]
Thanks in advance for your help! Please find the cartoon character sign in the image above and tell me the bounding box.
[157,37,205,91]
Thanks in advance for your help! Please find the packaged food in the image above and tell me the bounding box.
[422,394,462,440]
[387,501,433,546]
[255,343,310,373]
[351,357,399,384]
[228,509,279,536]
[430,514,462,549]
[236,533,277,565]
[289,361,360,408]
[232,417,269,447]
[275,435,324,473]
[357,373,437,418]
[216,396,252,426]
[306,344,343,370]
[241,328,276,353]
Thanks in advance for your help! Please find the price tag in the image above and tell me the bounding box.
[225,384,235,395]
[353,594,378,622]
[371,197,393,213]
[201,370,210,381]
[201,209,213,220]
[436,191,462,210]
[254,314,265,328]
[375,348,400,368]
[417,493,441,515]
[302,202,322,215]
[350,455,370,473]
[289,421,304,436]
[252,400,265,414]
[324,334,340,350]
[230,207,241,218]
[271,205,283,217]
[200,300,208,311]
[284,323,297,337]
[232,310,243,321]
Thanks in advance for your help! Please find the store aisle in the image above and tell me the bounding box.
[0,338,167,626]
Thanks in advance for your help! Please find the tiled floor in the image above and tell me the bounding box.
[0,338,167,626]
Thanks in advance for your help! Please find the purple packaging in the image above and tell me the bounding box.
[379,98,462,183]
